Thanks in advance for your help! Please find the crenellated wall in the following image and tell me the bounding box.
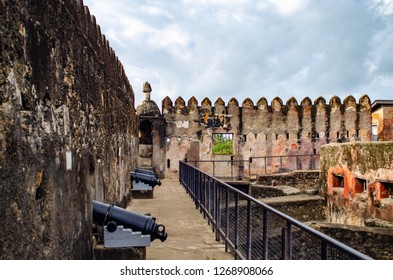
[162,95,372,178]
[0,0,138,259]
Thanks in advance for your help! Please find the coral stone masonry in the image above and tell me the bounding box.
[1,0,392,261]
[0,0,138,259]
[320,142,393,226]
[162,95,372,178]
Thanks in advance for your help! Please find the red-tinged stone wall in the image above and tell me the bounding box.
[320,142,393,226]
[162,95,372,178]
[0,0,138,259]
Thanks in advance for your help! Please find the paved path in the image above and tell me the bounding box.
[127,179,233,260]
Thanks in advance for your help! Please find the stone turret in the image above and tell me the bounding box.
[136,82,161,117]
[136,82,166,178]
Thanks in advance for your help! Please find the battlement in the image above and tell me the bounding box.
[161,93,372,179]
[162,95,371,115]
[63,0,133,102]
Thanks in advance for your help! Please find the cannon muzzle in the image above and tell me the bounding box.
[131,172,161,186]
[130,170,161,187]
[93,200,167,242]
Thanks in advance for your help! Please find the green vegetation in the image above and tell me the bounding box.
[212,133,233,155]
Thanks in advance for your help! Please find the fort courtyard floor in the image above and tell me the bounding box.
[128,179,233,260]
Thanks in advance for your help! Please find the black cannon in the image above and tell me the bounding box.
[130,168,161,191]
[134,168,158,177]
[93,200,167,244]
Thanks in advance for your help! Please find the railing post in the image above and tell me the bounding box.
[185,164,188,191]
[199,173,203,212]
[246,200,252,260]
[231,158,233,180]
[213,161,215,178]
[196,171,200,209]
[225,188,229,252]
[262,208,268,260]
[207,177,210,224]
[179,161,182,183]
[180,162,183,183]
[287,222,292,259]
[234,192,239,260]
[215,182,221,242]
[280,156,283,172]
[212,179,216,232]
[192,168,196,202]
[202,174,206,216]
[321,241,328,260]
[248,158,251,180]
[264,157,267,174]
[191,167,194,200]
[191,169,197,203]
[200,174,204,214]
[181,161,183,185]
[281,222,292,260]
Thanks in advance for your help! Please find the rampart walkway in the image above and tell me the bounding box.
[127,179,233,260]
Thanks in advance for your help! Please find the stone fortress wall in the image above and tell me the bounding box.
[0,0,138,259]
[161,95,372,178]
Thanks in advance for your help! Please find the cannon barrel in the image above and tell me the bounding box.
[134,168,158,177]
[130,171,161,186]
[92,200,167,242]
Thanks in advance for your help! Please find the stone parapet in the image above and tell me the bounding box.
[162,95,371,177]
[0,0,138,259]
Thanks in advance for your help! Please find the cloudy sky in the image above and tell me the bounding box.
[83,0,393,108]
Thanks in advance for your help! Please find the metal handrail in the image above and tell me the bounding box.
[179,161,372,260]
[186,154,320,180]
[250,154,320,175]
[186,159,250,180]
[250,154,319,159]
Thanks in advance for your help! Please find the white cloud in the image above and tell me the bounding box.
[83,0,393,107]
[120,17,154,39]
[190,0,249,6]
[373,0,393,15]
[371,75,393,88]
[147,25,191,49]
[267,0,309,15]
[105,29,126,48]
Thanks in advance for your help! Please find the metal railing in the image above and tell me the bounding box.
[186,160,250,181]
[179,161,372,260]
[186,154,320,181]
[250,154,320,174]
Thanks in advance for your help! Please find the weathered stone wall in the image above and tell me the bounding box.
[310,222,393,259]
[260,196,327,222]
[320,142,393,226]
[163,95,371,178]
[254,171,320,192]
[0,0,138,259]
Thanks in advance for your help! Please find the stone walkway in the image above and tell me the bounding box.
[127,179,233,260]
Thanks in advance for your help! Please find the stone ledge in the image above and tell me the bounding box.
[260,194,325,204]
